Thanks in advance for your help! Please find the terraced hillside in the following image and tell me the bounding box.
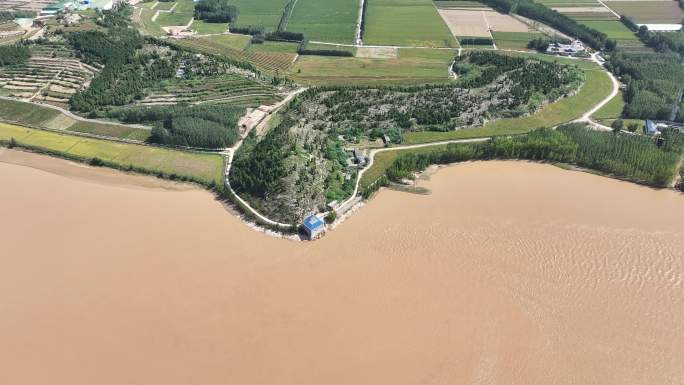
[172,36,298,73]
[0,46,99,108]
[139,74,283,107]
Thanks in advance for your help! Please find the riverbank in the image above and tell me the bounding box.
[2,156,683,385]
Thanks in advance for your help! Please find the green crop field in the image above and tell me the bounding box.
[0,99,61,127]
[579,20,638,40]
[173,35,296,72]
[289,48,456,85]
[229,0,291,31]
[192,20,229,34]
[68,122,152,141]
[248,41,301,53]
[364,0,458,47]
[403,67,613,144]
[0,123,224,185]
[492,31,543,50]
[286,0,358,44]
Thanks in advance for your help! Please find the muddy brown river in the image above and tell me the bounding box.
[1,148,683,385]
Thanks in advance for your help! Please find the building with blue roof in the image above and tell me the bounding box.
[645,119,660,135]
[302,215,326,240]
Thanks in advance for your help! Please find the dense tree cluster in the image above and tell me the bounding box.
[637,26,684,56]
[194,0,239,23]
[106,104,243,148]
[620,16,638,32]
[0,43,30,66]
[606,51,684,120]
[67,29,178,111]
[385,124,684,187]
[460,37,493,45]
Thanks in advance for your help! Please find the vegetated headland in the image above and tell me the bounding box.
[0,0,683,238]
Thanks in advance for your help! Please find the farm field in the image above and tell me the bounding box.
[289,48,456,85]
[191,20,229,35]
[247,41,300,53]
[492,31,543,50]
[139,74,282,107]
[403,67,612,144]
[604,1,684,23]
[0,54,98,107]
[173,36,297,72]
[553,6,616,20]
[437,7,533,40]
[0,122,224,185]
[580,20,637,41]
[438,9,492,37]
[286,0,358,44]
[364,0,458,47]
[229,0,290,31]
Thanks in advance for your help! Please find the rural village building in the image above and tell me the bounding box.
[302,215,326,240]
[546,40,585,56]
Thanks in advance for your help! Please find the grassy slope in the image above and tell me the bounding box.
[0,122,223,185]
[403,67,613,143]
[286,0,358,44]
[364,0,458,47]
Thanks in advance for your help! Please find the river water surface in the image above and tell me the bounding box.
[1,149,683,385]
